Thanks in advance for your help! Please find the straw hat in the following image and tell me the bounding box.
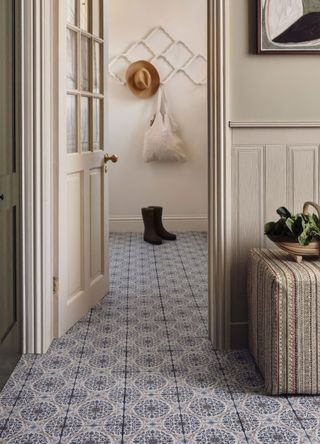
[126,60,160,98]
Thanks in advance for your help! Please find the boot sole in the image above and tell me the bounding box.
[143,237,162,245]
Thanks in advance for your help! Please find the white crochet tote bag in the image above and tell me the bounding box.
[143,87,186,163]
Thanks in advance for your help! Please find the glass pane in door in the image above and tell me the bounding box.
[67,0,76,25]
[67,29,77,90]
[92,98,102,151]
[93,42,101,93]
[67,95,77,153]
[81,97,89,152]
[80,0,89,31]
[81,36,90,91]
[92,0,101,37]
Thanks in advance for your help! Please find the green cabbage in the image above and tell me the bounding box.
[264,206,320,246]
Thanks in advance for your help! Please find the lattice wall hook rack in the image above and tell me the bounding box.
[109,26,207,86]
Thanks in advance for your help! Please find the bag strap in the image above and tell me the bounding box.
[156,87,163,113]
[161,87,168,108]
[158,86,170,115]
[159,86,178,129]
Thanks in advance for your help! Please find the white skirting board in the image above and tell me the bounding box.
[109,216,208,233]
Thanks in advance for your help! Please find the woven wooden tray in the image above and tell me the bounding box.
[267,201,320,263]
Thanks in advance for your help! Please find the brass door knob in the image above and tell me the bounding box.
[104,153,119,164]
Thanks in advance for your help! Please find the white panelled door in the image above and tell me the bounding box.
[57,0,112,336]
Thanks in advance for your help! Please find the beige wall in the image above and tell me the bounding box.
[228,0,320,348]
[108,0,208,232]
[229,0,320,122]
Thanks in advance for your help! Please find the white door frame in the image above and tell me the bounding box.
[21,0,231,353]
[21,0,53,353]
[208,0,231,349]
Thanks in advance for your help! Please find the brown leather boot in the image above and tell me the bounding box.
[141,208,162,245]
[148,206,177,241]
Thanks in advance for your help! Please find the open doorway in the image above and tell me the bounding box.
[7,0,228,357]
[107,0,208,238]
[105,0,210,368]
[52,0,209,343]
[0,2,246,442]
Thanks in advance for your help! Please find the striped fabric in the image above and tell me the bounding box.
[248,248,320,395]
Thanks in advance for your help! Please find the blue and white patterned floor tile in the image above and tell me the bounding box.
[0,232,319,443]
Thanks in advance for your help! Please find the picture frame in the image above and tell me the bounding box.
[257,0,320,54]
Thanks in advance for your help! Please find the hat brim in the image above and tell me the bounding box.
[126,60,160,98]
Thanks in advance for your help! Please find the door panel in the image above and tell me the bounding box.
[0,0,21,389]
[90,168,103,280]
[67,172,84,297]
[57,0,109,336]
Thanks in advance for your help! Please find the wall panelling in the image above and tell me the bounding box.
[231,126,320,347]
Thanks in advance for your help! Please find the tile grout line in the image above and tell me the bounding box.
[187,233,250,444]
[120,232,132,443]
[153,244,187,444]
[190,231,314,443]
[58,309,93,444]
[285,397,312,443]
[175,239,207,331]
[212,351,250,443]
[0,355,38,438]
[1,233,315,443]
[191,232,313,443]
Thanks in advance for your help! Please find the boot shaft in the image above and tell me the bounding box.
[148,206,176,241]
[141,208,162,245]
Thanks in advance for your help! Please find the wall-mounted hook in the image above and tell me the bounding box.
[109,26,207,87]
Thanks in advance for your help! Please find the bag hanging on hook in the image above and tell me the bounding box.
[142,87,186,163]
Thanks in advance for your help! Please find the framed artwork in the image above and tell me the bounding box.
[257,0,320,54]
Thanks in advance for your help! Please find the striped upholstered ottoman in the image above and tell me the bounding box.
[248,248,320,395]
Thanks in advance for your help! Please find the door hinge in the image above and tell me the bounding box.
[53,277,58,295]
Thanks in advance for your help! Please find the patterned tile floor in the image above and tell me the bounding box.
[0,232,320,443]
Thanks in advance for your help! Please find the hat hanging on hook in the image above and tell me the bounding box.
[126,60,160,99]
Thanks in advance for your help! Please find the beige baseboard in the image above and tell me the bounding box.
[109,215,208,233]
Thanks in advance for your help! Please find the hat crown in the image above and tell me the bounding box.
[133,68,152,90]
[126,60,160,98]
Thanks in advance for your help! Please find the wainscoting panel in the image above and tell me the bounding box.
[288,145,318,212]
[265,145,287,249]
[231,126,320,348]
[232,147,264,324]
